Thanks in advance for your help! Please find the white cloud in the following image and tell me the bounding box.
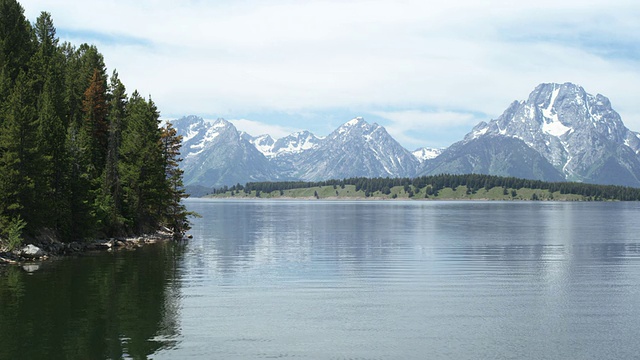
[372,110,481,149]
[374,110,479,130]
[228,119,299,139]
[19,0,640,147]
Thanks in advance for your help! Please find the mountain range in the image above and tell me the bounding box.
[173,82,640,190]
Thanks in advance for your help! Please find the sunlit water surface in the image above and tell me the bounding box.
[2,200,640,359]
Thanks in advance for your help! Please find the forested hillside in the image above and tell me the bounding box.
[0,0,189,249]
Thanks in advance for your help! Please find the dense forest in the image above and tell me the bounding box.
[212,174,640,201]
[0,0,189,249]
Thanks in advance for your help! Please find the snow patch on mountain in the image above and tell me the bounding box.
[413,147,444,162]
[540,86,572,137]
[183,123,201,143]
[247,134,276,157]
[542,118,572,137]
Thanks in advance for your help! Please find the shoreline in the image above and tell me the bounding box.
[198,196,604,202]
[0,230,179,266]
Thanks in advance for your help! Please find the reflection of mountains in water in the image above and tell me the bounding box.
[0,242,186,359]
[185,200,640,281]
[185,201,424,276]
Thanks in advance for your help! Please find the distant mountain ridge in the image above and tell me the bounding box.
[173,116,278,187]
[420,82,640,187]
[172,82,640,189]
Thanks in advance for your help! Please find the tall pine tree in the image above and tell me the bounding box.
[0,71,39,233]
[160,122,190,237]
[0,0,34,103]
[82,68,109,177]
[120,92,165,233]
[99,70,127,236]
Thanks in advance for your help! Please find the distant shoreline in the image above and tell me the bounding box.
[200,183,616,202]
[199,195,609,202]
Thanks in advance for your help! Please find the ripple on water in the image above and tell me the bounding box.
[153,200,640,359]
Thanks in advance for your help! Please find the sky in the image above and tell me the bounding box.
[20,0,640,150]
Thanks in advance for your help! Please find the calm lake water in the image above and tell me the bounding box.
[2,199,640,359]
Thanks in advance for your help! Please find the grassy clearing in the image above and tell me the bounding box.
[208,184,595,201]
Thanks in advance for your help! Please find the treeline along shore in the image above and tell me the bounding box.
[0,1,191,257]
[206,174,640,201]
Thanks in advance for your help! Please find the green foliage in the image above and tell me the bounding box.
[0,70,39,227]
[0,0,34,94]
[0,2,190,242]
[5,216,26,251]
[159,122,191,238]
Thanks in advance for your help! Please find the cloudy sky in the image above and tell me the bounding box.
[21,0,640,149]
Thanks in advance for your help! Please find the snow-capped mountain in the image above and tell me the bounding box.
[244,131,322,159]
[271,131,322,158]
[172,116,421,187]
[241,133,275,157]
[422,82,640,186]
[285,117,420,180]
[174,83,640,190]
[173,116,277,187]
[413,147,443,163]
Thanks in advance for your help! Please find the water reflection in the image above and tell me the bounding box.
[0,242,185,360]
[6,200,640,359]
[171,200,640,359]
[186,200,420,277]
[185,200,640,278]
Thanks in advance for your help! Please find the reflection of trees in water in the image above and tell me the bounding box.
[0,242,186,360]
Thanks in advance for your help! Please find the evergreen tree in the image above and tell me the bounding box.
[0,2,191,246]
[65,119,95,240]
[30,11,72,238]
[99,70,127,235]
[30,12,58,95]
[0,71,38,234]
[0,0,34,102]
[120,92,165,233]
[82,68,109,176]
[160,122,190,237]
[35,75,71,237]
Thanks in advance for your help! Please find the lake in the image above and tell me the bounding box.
[2,199,640,359]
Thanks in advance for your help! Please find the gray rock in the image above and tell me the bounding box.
[20,244,44,259]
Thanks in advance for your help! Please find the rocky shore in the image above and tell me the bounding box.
[0,229,183,265]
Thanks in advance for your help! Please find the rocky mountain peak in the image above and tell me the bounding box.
[211,117,234,130]
[172,115,207,142]
[270,131,321,158]
[173,83,640,190]
[458,82,640,185]
[332,117,385,142]
[172,114,204,127]
[344,116,365,126]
